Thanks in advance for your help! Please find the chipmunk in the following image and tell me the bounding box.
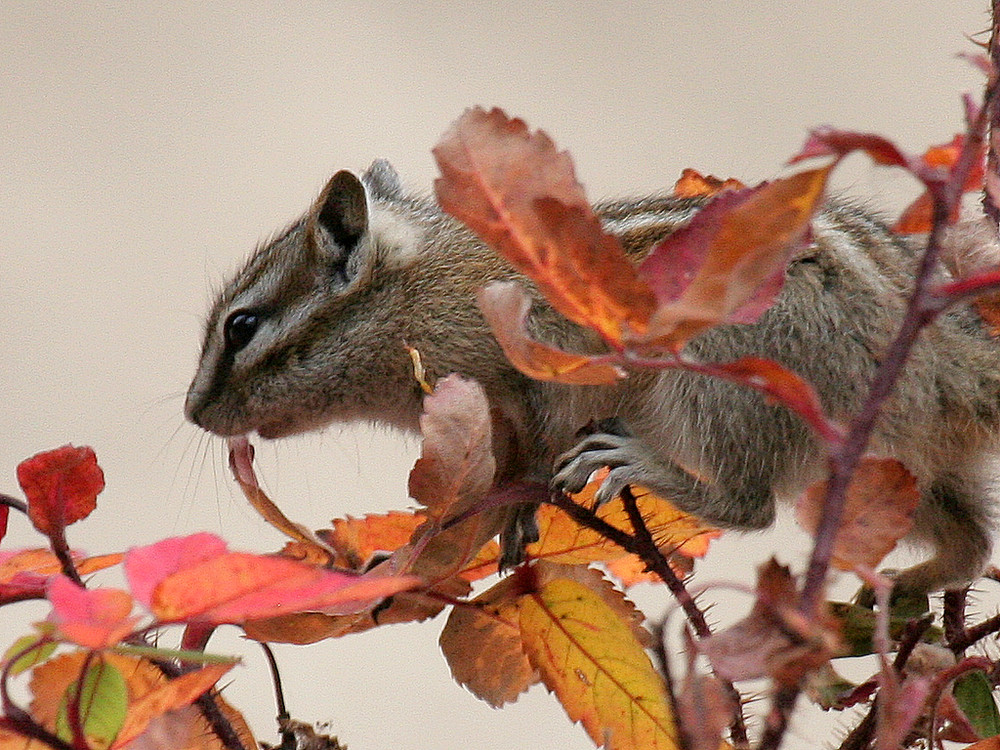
[185,159,1000,593]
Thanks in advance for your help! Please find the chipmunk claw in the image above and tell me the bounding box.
[552,418,649,508]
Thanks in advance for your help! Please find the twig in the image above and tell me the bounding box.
[0,492,27,515]
[621,487,750,748]
[942,589,969,653]
[950,610,1000,652]
[835,614,937,750]
[924,656,993,747]
[985,1,1000,223]
[260,642,299,750]
[546,490,712,637]
[799,65,994,620]
[756,684,799,750]
[0,638,73,750]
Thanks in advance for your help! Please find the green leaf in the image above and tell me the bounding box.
[954,671,1000,740]
[3,633,57,676]
[112,642,241,666]
[829,600,942,658]
[56,655,128,749]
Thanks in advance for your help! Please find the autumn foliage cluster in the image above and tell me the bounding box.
[8,38,1000,750]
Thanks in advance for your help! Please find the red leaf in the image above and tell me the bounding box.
[638,167,831,348]
[408,374,496,521]
[17,445,104,536]
[46,575,139,649]
[792,128,910,169]
[701,559,840,686]
[0,572,48,604]
[0,504,8,544]
[796,457,919,571]
[703,357,841,444]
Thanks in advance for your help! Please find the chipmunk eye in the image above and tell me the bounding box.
[223,310,260,352]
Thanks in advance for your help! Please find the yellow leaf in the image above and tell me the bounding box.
[519,575,678,750]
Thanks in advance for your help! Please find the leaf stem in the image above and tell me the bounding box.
[0,493,27,515]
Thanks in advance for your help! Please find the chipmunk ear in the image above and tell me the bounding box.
[311,170,369,250]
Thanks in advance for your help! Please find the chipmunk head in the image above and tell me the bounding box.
[185,161,430,438]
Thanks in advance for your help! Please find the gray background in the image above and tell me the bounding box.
[2,2,992,748]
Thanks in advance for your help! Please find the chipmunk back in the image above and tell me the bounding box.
[186,160,1000,592]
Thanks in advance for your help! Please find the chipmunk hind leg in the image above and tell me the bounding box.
[894,474,994,594]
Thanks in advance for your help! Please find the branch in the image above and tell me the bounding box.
[545,490,713,638]
[620,487,749,748]
[950,610,1000,652]
[798,77,994,620]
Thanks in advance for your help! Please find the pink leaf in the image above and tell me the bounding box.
[47,575,139,649]
[124,533,228,609]
[126,535,420,624]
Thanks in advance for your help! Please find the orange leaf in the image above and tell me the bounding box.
[518,565,677,749]
[324,512,426,569]
[113,663,234,748]
[795,457,919,571]
[17,445,104,536]
[529,476,720,568]
[25,652,249,750]
[1,551,123,605]
[894,134,985,234]
[640,166,831,348]
[439,575,538,707]
[478,282,626,384]
[47,576,139,650]
[672,168,745,198]
[0,550,121,582]
[156,552,419,623]
[434,106,656,346]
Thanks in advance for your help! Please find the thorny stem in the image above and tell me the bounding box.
[756,685,798,750]
[950,610,1000,652]
[941,589,969,653]
[547,489,750,747]
[546,491,712,637]
[152,657,249,750]
[799,24,998,622]
[762,35,998,750]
